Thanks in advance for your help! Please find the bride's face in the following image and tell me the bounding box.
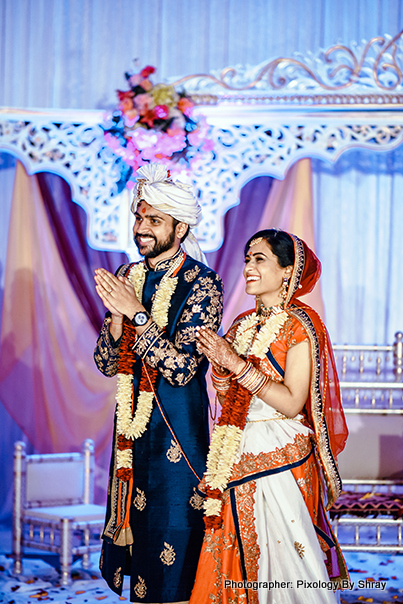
[243,239,292,305]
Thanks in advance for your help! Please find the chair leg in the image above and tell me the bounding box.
[60,518,73,586]
[12,513,23,576]
[82,527,91,569]
[12,548,23,576]
[12,441,25,576]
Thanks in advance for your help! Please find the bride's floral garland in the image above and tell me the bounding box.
[115,254,185,481]
[203,306,288,528]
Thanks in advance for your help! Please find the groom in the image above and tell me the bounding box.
[94,163,223,603]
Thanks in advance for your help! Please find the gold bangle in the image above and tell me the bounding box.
[110,321,123,327]
[235,362,270,396]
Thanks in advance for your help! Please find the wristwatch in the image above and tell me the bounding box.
[132,311,150,327]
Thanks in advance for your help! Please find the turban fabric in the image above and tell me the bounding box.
[131,163,204,262]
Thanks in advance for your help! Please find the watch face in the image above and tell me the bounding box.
[134,312,148,326]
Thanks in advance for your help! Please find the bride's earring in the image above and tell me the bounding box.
[280,277,289,301]
[280,269,292,302]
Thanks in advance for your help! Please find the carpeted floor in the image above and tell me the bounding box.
[0,522,402,604]
[0,554,131,603]
[0,551,402,603]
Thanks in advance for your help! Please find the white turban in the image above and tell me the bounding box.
[131,163,205,262]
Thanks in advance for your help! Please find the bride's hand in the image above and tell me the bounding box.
[196,327,246,374]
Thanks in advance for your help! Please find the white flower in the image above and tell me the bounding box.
[205,424,243,491]
[233,313,258,356]
[249,310,288,359]
[117,449,133,469]
[152,275,178,328]
[116,375,154,440]
[128,262,146,301]
[204,498,223,517]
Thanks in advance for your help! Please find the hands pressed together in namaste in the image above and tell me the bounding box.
[94,267,245,374]
[196,326,246,376]
[94,268,144,320]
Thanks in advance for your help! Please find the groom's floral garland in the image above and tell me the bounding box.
[203,306,288,528]
[115,253,185,481]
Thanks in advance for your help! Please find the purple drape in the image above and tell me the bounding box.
[37,173,128,332]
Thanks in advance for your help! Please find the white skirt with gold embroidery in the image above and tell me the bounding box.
[237,396,338,604]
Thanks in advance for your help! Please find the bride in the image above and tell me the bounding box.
[191,229,349,604]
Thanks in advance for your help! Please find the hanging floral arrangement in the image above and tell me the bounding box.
[103,65,214,188]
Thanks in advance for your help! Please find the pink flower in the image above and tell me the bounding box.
[128,74,142,87]
[188,129,203,147]
[120,140,144,168]
[154,105,169,119]
[166,126,184,137]
[130,129,186,161]
[123,110,140,127]
[104,132,121,150]
[133,93,154,114]
[119,97,134,113]
[141,79,153,92]
[131,128,161,152]
[156,132,186,155]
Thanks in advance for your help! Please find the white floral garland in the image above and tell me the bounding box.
[232,306,288,359]
[115,258,181,461]
[204,424,244,491]
[248,307,288,359]
[127,261,179,329]
[204,307,289,518]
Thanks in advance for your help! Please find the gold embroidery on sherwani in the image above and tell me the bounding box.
[134,576,147,599]
[189,487,204,510]
[133,487,146,511]
[166,439,182,463]
[113,567,122,588]
[160,542,176,565]
[184,266,201,282]
[294,541,305,558]
[94,319,120,376]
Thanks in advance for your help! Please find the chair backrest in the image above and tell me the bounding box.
[333,332,403,481]
[14,439,95,509]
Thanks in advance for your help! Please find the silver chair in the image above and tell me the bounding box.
[13,438,106,585]
[330,332,403,551]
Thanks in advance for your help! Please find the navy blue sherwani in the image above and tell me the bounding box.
[94,249,223,602]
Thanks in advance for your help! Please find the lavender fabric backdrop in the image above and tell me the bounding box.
[37,173,128,332]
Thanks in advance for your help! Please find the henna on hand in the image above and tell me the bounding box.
[196,326,245,374]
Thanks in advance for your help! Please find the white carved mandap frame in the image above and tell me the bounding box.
[1,32,403,259]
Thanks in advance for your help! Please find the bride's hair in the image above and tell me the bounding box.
[244,229,295,268]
